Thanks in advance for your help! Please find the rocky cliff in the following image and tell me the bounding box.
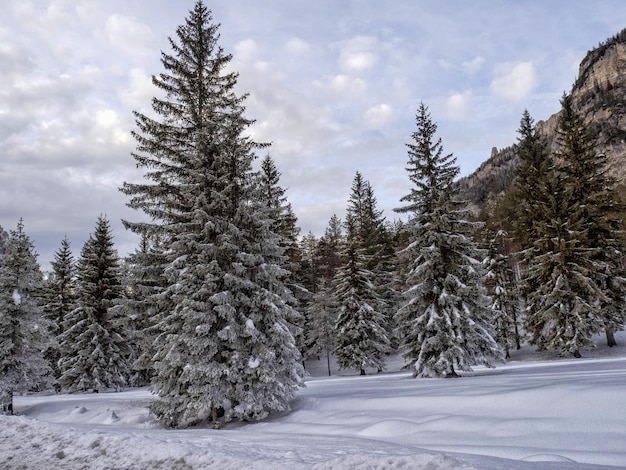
[457,28,626,209]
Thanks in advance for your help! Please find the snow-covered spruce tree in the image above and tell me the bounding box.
[303,216,343,371]
[0,225,8,257]
[0,220,51,414]
[57,215,129,392]
[393,103,501,378]
[334,213,390,375]
[44,236,77,382]
[305,278,339,376]
[256,154,308,358]
[557,94,626,347]
[258,154,301,264]
[120,1,303,428]
[360,178,400,348]
[119,232,168,386]
[483,230,520,359]
[524,95,625,356]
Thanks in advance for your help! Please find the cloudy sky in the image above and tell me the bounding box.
[2,0,626,268]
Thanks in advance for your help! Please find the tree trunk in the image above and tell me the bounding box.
[326,350,331,377]
[606,328,617,347]
[360,368,366,376]
[573,348,581,358]
[1,389,13,415]
[503,330,511,359]
[512,307,522,350]
[211,406,219,429]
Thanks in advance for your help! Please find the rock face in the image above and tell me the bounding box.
[457,28,626,209]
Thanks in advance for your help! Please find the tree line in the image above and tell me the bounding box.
[1,0,624,428]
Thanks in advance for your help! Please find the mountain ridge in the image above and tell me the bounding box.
[456,28,626,210]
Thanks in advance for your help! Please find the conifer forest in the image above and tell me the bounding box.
[1,1,625,433]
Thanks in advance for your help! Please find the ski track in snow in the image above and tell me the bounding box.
[2,333,626,469]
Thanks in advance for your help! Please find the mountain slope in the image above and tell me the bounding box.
[457,28,626,209]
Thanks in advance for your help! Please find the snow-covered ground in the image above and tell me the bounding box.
[3,332,626,469]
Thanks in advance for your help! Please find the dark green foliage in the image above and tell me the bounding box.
[44,236,77,382]
[512,110,553,251]
[334,175,391,374]
[558,94,626,347]
[57,215,128,392]
[521,96,625,356]
[394,103,501,378]
[304,217,343,374]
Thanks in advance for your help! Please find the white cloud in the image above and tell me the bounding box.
[337,36,378,72]
[120,68,155,108]
[105,14,154,56]
[462,56,485,75]
[284,37,310,55]
[445,91,472,120]
[327,74,367,95]
[365,104,393,128]
[234,39,259,62]
[490,61,537,101]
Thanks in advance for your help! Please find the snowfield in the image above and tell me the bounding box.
[2,333,626,470]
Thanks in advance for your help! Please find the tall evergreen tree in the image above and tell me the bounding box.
[557,94,626,347]
[0,225,8,257]
[256,154,308,357]
[304,217,343,372]
[512,110,553,251]
[483,230,520,359]
[45,236,77,382]
[394,103,500,378]
[257,154,300,260]
[525,95,625,356]
[120,1,303,428]
[57,215,129,392]
[0,220,51,414]
[334,216,389,375]
[361,181,400,347]
[333,173,390,374]
[119,232,168,386]
[305,277,340,376]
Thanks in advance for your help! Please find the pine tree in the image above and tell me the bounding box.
[304,217,343,372]
[257,154,300,260]
[512,110,553,251]
[57,215,129,392]
[315,215,344,281]
[333,173,390,374]
[394,103,501,378]
[361,181,399,348]
[525,94,625,356]
[334,217,390,375]
[0,225,8,257]
[119,232,168,386]
[305,278,339,376]
[120,1,303,428]
[558,94,626,347]
[44,236,77,382]
[483,230,520,359]
[0,220,51,414]
[256,154,308,359]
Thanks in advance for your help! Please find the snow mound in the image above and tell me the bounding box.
[357,419,423,437]
[71,406,87,415]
